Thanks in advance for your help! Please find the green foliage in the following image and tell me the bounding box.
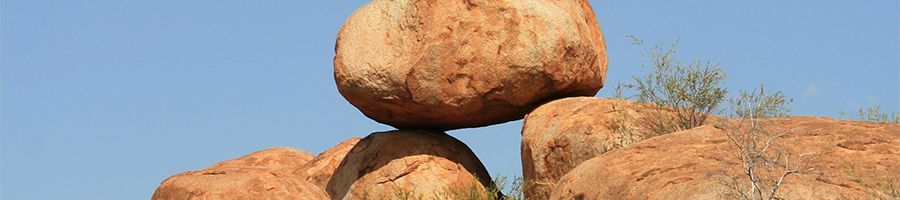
[619,37,799,200]
[393,189,424,200]
[613,82,626,99]
[392,175,526,200]
[728,84,792,119]
[609,102,641,147]
[840,105,900,123]
[435,184,490,200]
[489,175,526,200]
[621,37,728,134]
[718,85,798,200]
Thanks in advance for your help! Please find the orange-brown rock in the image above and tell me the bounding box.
[521,97,664,199]
[334,0,608,130]
[294,137,361,189]
[209,147,314,170]
[325,130,493,199]
[551,118,900,200]
[151,147,328,200]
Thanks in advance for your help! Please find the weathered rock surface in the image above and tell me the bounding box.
[152,147,328,200]
[334,0,608,130]
[521,97,666,199]
[209,147,314,170]
[294,137,361,189]
[326,130,493,200]
[550,118,900,200]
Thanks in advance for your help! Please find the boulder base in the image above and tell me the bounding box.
[326,130,493,200]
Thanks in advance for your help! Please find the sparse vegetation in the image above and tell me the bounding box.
[489,175,526,200]
[609,102,642,148]
[391,175,526,200]
[618,37,813,200]
[717,84,812,200]
[613,36,899,200]
[620,36,728,135]
[728,84,792,119]
[393,189,425,200]
[840,105,900,124]
[717,118,817,200]
[839,164,900,200]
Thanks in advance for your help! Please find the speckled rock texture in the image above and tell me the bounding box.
[325,130,493,200]
[294,137,361,189]
[334,0,608,130]
[151,147,328,200]
[550,118,900,200]
[521,97,666,200]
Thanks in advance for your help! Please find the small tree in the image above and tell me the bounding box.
[718,86,816,200]
[719,121,817,200]
[622,37,728,134]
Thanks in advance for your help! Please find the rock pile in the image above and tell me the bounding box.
[522,97,900,200]
[549,116,900,199]
[152,0,899,199]
[153,0,607,199]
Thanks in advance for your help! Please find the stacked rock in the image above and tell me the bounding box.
[334,0,608,130]
[152,0,606,199]
[329,0,607,198]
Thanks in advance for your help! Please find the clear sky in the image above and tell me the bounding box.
[2,0,897,199]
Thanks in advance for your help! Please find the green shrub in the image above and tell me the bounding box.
[392,175,525,200]
[488,175,525,200]
[728,84,792,119]
[621,37,728,134]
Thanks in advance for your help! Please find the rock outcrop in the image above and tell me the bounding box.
[334,0,608,130]
[325,130,493,200]
[152,147,328,200]
[294,137,361,189]
[208,147,314,170]
[550,117,900,200]
[521,97,667,199]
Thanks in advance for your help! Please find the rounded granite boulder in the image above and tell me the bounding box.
[334,0,608,130]
[325,130,493,200]
[151,147,328,200]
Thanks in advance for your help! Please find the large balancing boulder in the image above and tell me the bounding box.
[334,0,608,130]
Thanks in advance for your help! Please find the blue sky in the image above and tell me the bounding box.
[2,0,897,199]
